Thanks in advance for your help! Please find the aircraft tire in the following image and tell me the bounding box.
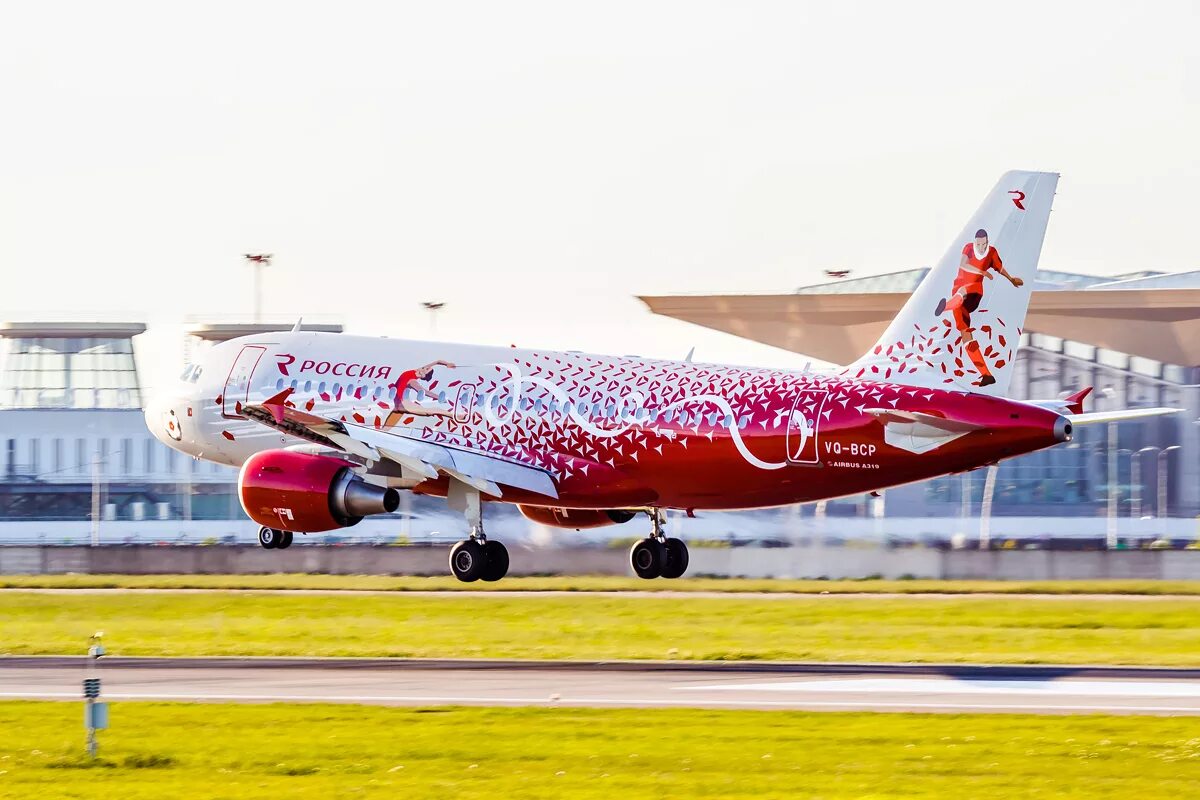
[630,538,665,579]
[480,540,510,582]
[450,539,487,582]
[660,537,689,579]
[277,530,294,549]
[258,526,281,549]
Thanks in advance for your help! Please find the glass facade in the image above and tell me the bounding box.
[0,337,141,409]
[796,269,929,295]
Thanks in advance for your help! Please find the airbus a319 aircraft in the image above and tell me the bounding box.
[147,171,1174,582]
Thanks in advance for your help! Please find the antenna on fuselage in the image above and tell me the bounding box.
[684,347,695,363]
[291,317,303,332]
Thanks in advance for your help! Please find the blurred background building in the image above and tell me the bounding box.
[4,268,1200,546]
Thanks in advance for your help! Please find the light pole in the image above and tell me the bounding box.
[979,463,999,549]
[1133,446,1160,519]
[421,301,445,337]
[1106,420,1118,549]
[1100,387,1117,549]
[1158,445,1182,521]
[243,253,273,323]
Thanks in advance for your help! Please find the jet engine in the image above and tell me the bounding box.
[518,505,637,529]
[238,449,400,532]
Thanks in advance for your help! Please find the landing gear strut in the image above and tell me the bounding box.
[258,526,293,549]
[448,484,509,582]
[629,510,688,579]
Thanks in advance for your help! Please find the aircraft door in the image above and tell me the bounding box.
[223,345,267,418]
[786,389,828,464]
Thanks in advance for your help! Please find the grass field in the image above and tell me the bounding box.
[7,573,1200,595]
[3,590,1200,664]
[2,701,1199,799]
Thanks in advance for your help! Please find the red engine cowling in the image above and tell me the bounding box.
[238,449,400,532]
[518,505,637,529]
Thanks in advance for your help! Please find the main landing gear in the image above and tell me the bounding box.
[629,510,688,579]
[258,526,294,549]
[448,485,509,583]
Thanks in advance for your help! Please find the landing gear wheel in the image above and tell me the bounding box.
[480,540,510,582]
[449,539,487,582]
[258,526,282,549]
[277,530,294,549]
[660,537,689,579]
[630,538,665,579]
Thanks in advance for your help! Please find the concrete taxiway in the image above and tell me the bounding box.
[4,658,1200,715]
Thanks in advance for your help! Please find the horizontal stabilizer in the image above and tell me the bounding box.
[863,408,984,433]
[863,408,981,454]
[1029,387,1093,416]
[1066,408,1180,426]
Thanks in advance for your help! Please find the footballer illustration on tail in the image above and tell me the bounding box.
[934,228,1025,387]
[847,170,1057,396]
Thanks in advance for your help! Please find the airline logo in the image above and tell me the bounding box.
[275,353,392,380]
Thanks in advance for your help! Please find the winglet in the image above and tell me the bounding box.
[1063,387,1092,416]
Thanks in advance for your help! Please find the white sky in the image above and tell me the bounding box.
[1,1,1197,393]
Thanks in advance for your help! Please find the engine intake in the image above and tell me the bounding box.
[239,449,400,532]
[518,505,636,529]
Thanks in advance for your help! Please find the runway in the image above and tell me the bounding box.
[5,657,1200,715]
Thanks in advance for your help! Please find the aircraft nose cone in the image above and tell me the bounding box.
[145,393,186,446]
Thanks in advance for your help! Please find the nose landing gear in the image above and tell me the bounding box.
[257,526,293,549]
[629,510,688,579]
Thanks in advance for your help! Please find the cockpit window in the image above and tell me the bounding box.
[190,366,203,383]
[179,365,196,382]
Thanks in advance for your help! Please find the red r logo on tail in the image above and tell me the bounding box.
[1009,190,1026,210]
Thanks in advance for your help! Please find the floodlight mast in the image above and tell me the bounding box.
[421,301,445,337]
[243,253,273,323]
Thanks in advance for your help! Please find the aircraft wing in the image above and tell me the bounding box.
[241,389,558,500]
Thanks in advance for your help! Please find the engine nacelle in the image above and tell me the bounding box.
[518,505,637,530]
[238,449,400,532]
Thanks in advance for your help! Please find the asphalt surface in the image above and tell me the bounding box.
[5,657,1200,715]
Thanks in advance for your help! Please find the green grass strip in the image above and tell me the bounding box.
[1,701,1198,799]
[7,574,1200,595]
[3,591,1200,664]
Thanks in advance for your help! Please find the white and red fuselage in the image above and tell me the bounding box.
[148,331,1070,517]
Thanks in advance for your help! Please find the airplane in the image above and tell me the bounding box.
[147,171,1176,582]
